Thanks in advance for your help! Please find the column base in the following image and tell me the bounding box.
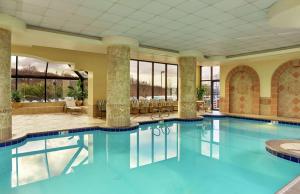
[179,101,197,119]
[106,103,130,127]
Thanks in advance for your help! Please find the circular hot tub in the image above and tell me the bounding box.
[265,140,300,163]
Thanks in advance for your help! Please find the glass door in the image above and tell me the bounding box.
[212,81,220,110]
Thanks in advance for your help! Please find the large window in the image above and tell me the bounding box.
[200,66,220,110]
[153,63,166,100]
[167,64,178,100]
[11,56,87,102]
[130,60,178,100]
[139,61,152,99]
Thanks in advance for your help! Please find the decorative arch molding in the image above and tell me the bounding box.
[271,59,300,118]
[224,65,260,114]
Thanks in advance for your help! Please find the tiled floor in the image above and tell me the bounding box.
[12,111,300,139]
[13,112,198,138]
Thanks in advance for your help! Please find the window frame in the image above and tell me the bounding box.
[131,59,178,101]
[200,66,220,110]
[11,56,87,102]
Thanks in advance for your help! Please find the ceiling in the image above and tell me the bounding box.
[1,0,300,57]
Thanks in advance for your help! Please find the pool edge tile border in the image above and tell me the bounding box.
[265,146,300,164]
[0,117,204,148]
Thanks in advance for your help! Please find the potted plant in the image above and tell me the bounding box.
[67,80,87,106]
[196,87,206,111]
[196,87,206,101]
[11,91,23,108]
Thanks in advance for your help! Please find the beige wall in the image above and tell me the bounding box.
[220,51,300,98]
[196,65,200,88]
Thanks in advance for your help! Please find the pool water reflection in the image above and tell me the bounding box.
[1,118,300,194]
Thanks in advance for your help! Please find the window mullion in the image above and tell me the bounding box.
[45,62,48,103]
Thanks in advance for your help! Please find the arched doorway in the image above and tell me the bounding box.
[271,60,300,118]
[224,65,260,114]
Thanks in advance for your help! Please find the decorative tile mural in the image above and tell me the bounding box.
[223,65,260,114]
[229,70,253,114]
[272,60,300,118]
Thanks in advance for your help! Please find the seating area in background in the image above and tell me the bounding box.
[64,97,82,114]
[95,99,212,119]
[130,99,178,115]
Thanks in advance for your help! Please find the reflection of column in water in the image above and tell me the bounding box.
[0,148,12,189]
[93,133,106,165]
[177,123,181,161]
[130,124,180,168]
[87,134,94,164]
[106,134,109,163]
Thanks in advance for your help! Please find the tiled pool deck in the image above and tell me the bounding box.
[12,111,300,139]
[12,112,191,138]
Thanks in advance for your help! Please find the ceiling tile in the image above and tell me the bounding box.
[175,0,208,14]
[7,0,300,56]
[212,0,248,11]
[80,0,114,11]
[140,1,171,15]
[107,3,136,17]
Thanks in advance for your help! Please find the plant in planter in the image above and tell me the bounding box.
[67,80,88,106]
[11,91,23,108]
[12,91,22,102]
[196,87,206,112]
[196,87,206,101]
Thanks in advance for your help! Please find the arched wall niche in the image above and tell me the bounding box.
[224,65,260,114]
[271,59,300,118]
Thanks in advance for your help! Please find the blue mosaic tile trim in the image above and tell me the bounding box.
[266,147,300,163]
[0,125,140,148]
[203,114,225,118]
[0,117,204,148]
[278,121,300,126]
[138,117,203,125]
[228,115,270,122]
[204,114,300,125]
[204,114,270,122]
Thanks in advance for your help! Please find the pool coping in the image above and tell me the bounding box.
[265,140,300,163]
[3,114,300,148]
[276,176,300,194]
[204,113,300,124]
[0,117,204,148]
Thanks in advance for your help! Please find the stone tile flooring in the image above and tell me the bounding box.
[12,112,189,138]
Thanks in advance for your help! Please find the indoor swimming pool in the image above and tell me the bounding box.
[0,117,299,194]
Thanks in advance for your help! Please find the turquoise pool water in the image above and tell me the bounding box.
[0,117,300,194]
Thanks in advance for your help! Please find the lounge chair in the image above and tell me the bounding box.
[130,99,139,114]
[65,97,82,114]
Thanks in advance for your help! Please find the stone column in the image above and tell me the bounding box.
[0,28,12,140]
[178,51,201,119]
[104,36,138,127]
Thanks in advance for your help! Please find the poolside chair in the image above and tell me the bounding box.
[149,99,158,113]
[97,100,106,118]
[65,97,82,114]
[130,99,139,114]
[173,100,178,111]
[139,99,149,114]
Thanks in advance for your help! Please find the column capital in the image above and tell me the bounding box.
[0,14,26,33]
[103,36,139,49]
